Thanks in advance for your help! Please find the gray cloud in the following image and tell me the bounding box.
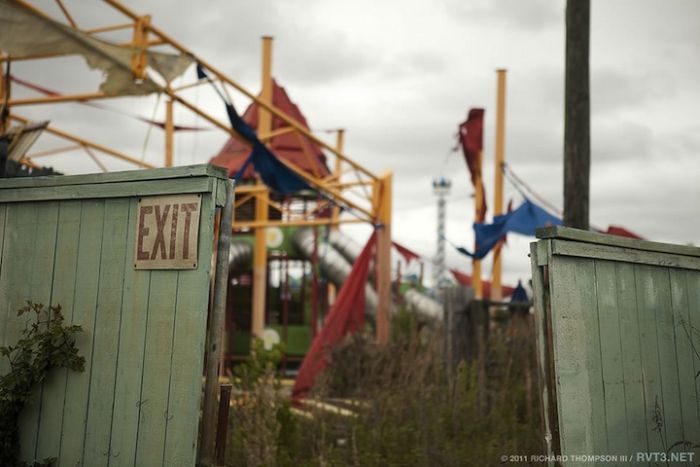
[444,0,562,31]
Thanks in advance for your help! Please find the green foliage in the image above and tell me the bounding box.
[0,302,85,467]
[228,315,543,466]
[228,339,295,467]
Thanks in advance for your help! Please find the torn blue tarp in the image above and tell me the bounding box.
[197,63,312,194]
[226,103,312,194]
[457,198,562,260]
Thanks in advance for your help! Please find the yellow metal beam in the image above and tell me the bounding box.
[473,150,484,299]
[104,0,378,181]
[251,36,273,341]
[234,217,365,230]
[10,114,156,169]
[164,98,174,167]
[375,171,393,344]
[491,69,507,301]
[8,92,111,106]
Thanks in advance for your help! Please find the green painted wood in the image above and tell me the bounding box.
[592,259,628,455]
[82,199,131,466]
[107,197,152,467]
[163,192,215,466]
[634,265,664,452]
[0,203,9,377]
[552,238,700,271]
[19,201,60,463]
[529,242,556,460]
[685,271,700,437]
[0,164,226,190]
[669,269,700,458]
[538,225,700,259]
[0,165,222,467]
[533,228,700,465]
[35,200,82,461]
[549,256,607,457]
[58,200,106,467]
[654,268,685,451]
[615,262,649,453]
[133,270,179,467]
[634,264,674,454]
[0,177,214,204]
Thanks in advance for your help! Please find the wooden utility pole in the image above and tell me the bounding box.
[564,0,590,230]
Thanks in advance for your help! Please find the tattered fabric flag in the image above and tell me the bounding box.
[458,108,487,221]
[0,0,192,96]
[392,241,421,263]
[292,232,377,402]
[455,198,561,260]
[196,64,311,194]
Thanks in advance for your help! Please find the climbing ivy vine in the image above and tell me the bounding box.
[0,302,85,467]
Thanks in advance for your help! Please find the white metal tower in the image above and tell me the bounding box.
[432,176,451,287]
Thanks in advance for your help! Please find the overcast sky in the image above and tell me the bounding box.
[9,0,700,286]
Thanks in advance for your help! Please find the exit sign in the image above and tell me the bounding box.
[134,194,202,270]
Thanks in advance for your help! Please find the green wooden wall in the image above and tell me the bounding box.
[531,227,700,466]
[0,165,228,467]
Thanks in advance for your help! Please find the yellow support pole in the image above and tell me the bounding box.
[251,36,273,340]
[130,15,151,80]
[328,129,344,304]
[164,98,174,167]
[473,152,484,299]
[492,69,507,301]
[375,171,393,344]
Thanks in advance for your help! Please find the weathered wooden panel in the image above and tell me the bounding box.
[35,200,82,461]
[532,226,700,466]
[59,200,106,467]
[0,165,227,467]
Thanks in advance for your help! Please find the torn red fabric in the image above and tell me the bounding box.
[292,232,377,402]
[392,241,421,263]
[211,79,330,179]
[458,108,487,221]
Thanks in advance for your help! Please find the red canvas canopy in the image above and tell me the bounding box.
[210,79,331,179]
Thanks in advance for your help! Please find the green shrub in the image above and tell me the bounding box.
[0,302,85,467]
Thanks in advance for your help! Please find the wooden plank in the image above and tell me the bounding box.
[670,268,700,458]
[0,164,226,190]
[0,203,9,376]
[548,256,607,457]
[18,201,60,463]
[82,199,131,467]
[634,264,669,455]
[685,271,700,443]
[652,267,685,452]
[593,259,628,455]
[35,200,82,462]
[107,197,152,467]
[163,192,216,466]
[538,225,700,259]
[529,243,557,461]
[133,270,179,467]
[0,177,213,204]
[615,262,649,453]
[58,200,105,467]
[552,239,700,271]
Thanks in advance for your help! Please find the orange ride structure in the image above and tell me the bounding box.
[0,0,395,358]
